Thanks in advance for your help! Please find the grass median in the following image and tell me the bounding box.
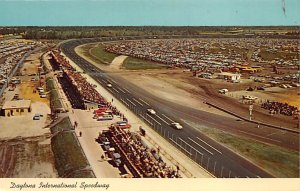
[122,57,167,70]
[82,43,167,70]
[90,44,118,64]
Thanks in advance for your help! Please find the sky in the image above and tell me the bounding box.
[0,0,299,26]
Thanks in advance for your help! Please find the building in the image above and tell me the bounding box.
[217,72,241,82]
[1,100,31,117]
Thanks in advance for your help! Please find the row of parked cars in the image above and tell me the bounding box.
[36,87,46,98]
[97,131,123,167]
[93,107,114,121]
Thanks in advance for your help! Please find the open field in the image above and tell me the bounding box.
[258,49,299,61]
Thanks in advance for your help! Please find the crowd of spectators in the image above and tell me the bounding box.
[51,50,106,105]
[108,126,181,178]
[261,101,299,116]
[51,50,74,70]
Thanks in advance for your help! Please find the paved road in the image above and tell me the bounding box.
[59,37,298,178]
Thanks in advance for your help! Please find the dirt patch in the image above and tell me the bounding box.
[0,135,58,178]
[110,55,128,69]
[120,71,236,119]
[229,87,300,108]
[18,81,49,106]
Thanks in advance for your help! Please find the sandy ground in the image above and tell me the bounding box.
[228,87,300,108]
[0,134,57,178]
[63,53,212,177]
[21,53,42,75]
[0,101,51,139]
[0,50,57,178]
[110,55,128,69]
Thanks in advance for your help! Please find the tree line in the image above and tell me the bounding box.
[0,26,299,40]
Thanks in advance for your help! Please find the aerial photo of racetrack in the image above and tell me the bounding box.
[0,0,299,184]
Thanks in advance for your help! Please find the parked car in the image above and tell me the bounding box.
[113,121,131,129]
[94,107,108,114]
[280,84,288,88]
[112,153,122,167]
[291,82,300,87]
[257,86,265,90]
[97,115,113,121]
[218,89,228,94]
[102,141,111,151]
[93,111,113,119]
[40,93,46,98]
[33,114,40,120]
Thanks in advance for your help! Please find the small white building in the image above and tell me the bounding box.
[217,72,241,82]
[1,100,32,117]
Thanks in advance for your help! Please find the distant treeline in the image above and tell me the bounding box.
[0,26,299,40]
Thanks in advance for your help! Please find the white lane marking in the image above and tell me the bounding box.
[146,113,161,126]
[126,98,136,107]
[132,98,143,106]
[139,114,153,126]
[196,137,222,154]
[123,87,131,93]
[139,98,150,106]
[161,113,175,123]
[118,87,126,93]
[111,79,117,83]
[265,130,285,137]
[107,88,113,93]
[112,87,119,93]
[95,79,101,83]
[188,137,213,155]
[238,130,281,143]
[155,114,169,125]
[169,138,193,156]
[120,99,129,107]
[179,137,202,155]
